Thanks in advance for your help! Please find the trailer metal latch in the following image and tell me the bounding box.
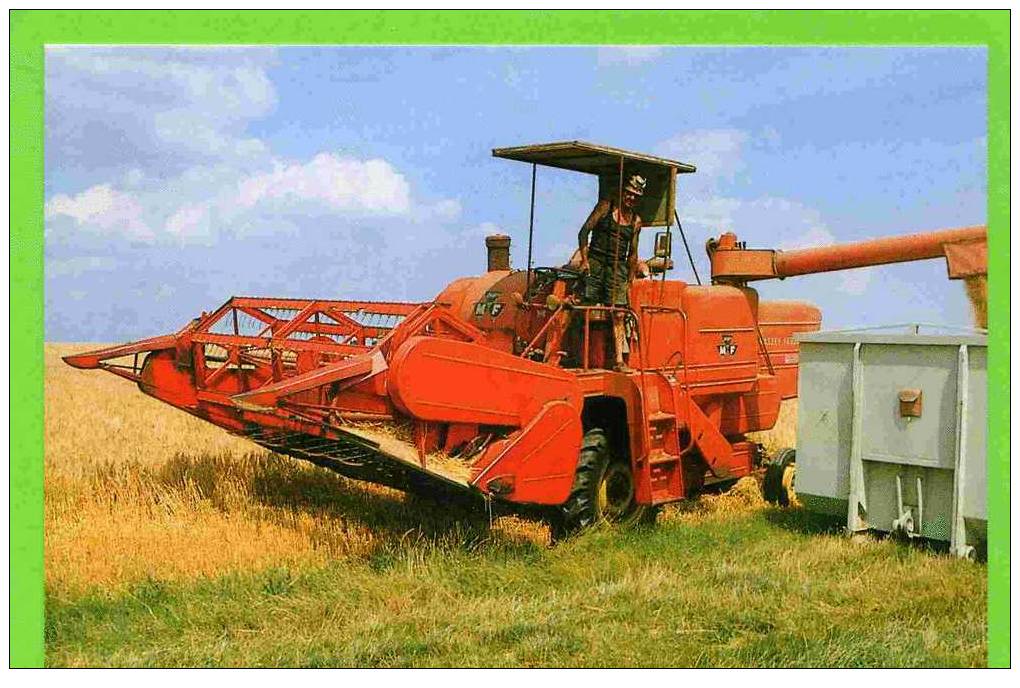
[898,388,922,418]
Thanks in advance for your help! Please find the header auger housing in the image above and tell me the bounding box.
[66,141,988,535]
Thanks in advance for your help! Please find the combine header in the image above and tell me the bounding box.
[66,141,988,535]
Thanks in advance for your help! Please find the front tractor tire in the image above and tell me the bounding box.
[762,447,798,507]
[550,428,648,539]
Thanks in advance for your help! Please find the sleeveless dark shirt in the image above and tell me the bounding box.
[588,202,637,268]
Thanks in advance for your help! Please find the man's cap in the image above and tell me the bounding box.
[625,174,647,196]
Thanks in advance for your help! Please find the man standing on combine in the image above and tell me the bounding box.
[577,173,646,372]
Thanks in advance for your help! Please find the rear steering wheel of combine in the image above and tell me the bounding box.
[550,428,649,539]
[762,447,798,508]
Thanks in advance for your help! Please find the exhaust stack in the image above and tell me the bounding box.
[485,234,511,271]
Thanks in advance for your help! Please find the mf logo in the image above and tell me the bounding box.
[718,334,737,357]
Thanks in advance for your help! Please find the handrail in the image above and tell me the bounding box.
[561,303,641,372]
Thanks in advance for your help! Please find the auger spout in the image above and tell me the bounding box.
[709,225,987,283]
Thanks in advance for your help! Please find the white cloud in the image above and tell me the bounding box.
[46,46,277,175]
[155,284,176,301]
[45,47,468,264]
[124,168,145,187]
[465,221,504,239]
[46,256,116,278]
[165,202,212,243]
[659,129,749,186]
[236,154,413,215]
[597,46,664,66]
[53,48,277,119]
[46,151,463,249]
[45,184,154,241]
[427,199,463,223]
[153,109,269,160]
[836,268,874,296]
[681,196,743,231]
[777,224,835,250]
[544,242,577,265]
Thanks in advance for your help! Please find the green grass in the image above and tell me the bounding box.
[46,504,986,667]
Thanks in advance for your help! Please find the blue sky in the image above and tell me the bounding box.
[45,46,987,341]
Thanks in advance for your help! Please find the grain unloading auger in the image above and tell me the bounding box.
[65,141,988,534]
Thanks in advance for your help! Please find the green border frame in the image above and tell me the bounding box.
[9,10,1009,668]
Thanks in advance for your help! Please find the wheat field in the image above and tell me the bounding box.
[45,344,565,597]
[44,343,986,667]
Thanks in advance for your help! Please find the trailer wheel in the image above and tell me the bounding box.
[763,447,798,507]
[551,428,647,538]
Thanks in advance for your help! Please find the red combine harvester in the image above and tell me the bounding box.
[65,142,988,534]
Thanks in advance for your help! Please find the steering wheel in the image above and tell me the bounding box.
[526,266,586,300]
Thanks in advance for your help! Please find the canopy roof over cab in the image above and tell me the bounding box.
[492,141,696,227]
